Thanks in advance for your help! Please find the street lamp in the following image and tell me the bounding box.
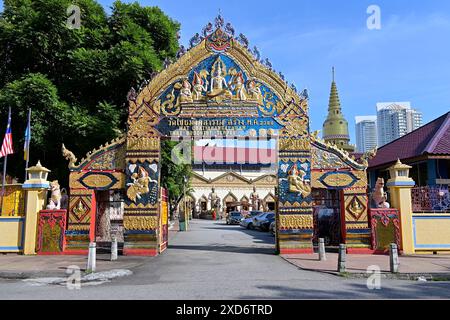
[183,175,188,231]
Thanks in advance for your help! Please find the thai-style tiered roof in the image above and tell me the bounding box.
[369,111,450,169]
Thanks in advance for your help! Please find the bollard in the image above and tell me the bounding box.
[338,244,346,273]
[390,243,400,273]
[111,236,118,261]
[86,242,96,273]
[318,238,327,261]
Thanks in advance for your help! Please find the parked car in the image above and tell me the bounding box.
[226,211,242,225]
[258,213,276,231]
[240,211,264,229]
[243,210,263,219]
[269,221,276,236]
[253,212,275,230]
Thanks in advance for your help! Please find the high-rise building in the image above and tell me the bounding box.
[355,116,377,153]
[322,68,355,153]
[376,102,423,146]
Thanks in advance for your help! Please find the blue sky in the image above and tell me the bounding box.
[3,1,450,143]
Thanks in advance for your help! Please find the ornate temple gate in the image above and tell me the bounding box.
[310,137,372,251]
[63,15,372,256]
[64,137,126,254]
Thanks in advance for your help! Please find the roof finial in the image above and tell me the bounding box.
[332,66,335,82]
[215,10,224,29]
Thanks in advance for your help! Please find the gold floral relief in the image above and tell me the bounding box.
[279,214,314,229]
[128,116,159,138]
[126,137,160,151]
[123,216,158,230]
[279,138,310,151]
[280,118,309,137]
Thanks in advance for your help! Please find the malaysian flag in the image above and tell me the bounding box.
[0,108,14,158]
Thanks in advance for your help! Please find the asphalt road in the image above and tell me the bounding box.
[0,219,449,299]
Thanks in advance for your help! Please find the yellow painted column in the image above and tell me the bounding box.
[22,161,51,255]
[387,160,416,255]
[22,189,48,254]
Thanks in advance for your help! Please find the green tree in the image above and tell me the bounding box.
[160,140,193,218]
[0,0,180,187]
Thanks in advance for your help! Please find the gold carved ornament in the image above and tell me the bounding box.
[346,196,366,220]
[280,118,309,138]
[279,138,310,151]
[64,136,126,171]
[279,214,314,229]
[123,216,158,230]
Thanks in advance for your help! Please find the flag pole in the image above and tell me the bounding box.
[1,107,11,214]
[24,108,31,182]
[1,154,7,213]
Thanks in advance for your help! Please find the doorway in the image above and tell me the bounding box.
[312,189,342,247]
[95,190,125,252]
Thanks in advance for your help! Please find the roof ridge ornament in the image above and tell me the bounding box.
[215,13,224,29]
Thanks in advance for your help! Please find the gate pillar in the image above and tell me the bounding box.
[276,106,314,254]
[123,97,161,256]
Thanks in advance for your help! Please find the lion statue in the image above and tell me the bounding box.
[371,178,390,209]
[46,180,62,210]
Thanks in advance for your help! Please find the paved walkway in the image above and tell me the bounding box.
[0,254,150,278]
[282,253,450,278]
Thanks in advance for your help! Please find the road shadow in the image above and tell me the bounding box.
[203,225,275,246]
[238,281,450,299]
[168,244,276,255]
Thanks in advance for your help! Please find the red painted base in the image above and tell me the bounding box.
[37,252,65,256]
[62,250,89,255]
[280,248,314,255]
[347,248,376,254]
[123,248,158,256]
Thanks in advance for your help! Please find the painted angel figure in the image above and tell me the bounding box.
[228,71,246,101]
[288,164,311,198]
[126,166,157,203]
[246,79,262,102]
[178,78,193,104]
[192,71,208,100]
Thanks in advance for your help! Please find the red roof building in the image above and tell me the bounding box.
[368,112,450,188]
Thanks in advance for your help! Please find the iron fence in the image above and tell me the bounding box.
[412,186,450,213]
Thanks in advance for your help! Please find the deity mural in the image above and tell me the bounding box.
[288,164,312,198]
[155,52,283,118]
[126,166,157,203]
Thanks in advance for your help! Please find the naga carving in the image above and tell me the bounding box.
[62,144,77,168]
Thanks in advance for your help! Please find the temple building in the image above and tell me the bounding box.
[322,68,355,153]
[189,167,277,216]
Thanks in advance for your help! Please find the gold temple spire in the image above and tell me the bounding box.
[322,67,355,153]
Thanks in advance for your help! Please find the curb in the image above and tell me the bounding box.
[0,260,150,281]
[338,272,450,281]
[0,271,69,280]
[280,257,450,281]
